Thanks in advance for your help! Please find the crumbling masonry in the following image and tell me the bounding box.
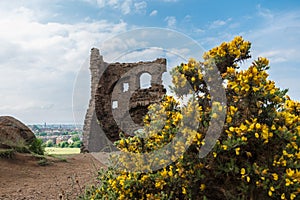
[81,48,166,152]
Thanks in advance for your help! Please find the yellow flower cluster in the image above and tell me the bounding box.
[203,36,251,61]
[226,58,279,99]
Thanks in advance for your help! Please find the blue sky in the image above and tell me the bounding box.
[0,0,299,124]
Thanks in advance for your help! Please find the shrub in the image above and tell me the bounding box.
[29,138,44,155]
[45,140,54,147]
[81,37,300,200]
[0,149,15,159]
[58,141,69,148]
[70,141,81,148]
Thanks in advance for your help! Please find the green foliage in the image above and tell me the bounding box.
[58,141,69,148]
[69,140,81,148]
[81,37,300,200]
[0,148,15,159]
[36,132,47,136]
[29,138,44,155]
[45,140,54,147]
[71,135,81,142]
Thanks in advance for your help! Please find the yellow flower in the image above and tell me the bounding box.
[119,194,125,200]
[160,168,167,177]
[252,66,258,74]
[268,190,272,196]
[200,184,206,191]
[246,176,250,182]
[141,175,149,182]
[155,180,165,189]
[119,139,125,146]
[168,169,173,177]
[255,132,259,138]
[222,145,228,150]
[240,123,247,132]
[191,77,196,82]
[285,178,292,186]
[241,168,246,175]
[272,173,279,181]
[258,57,269,66]
[226,116,232,123]
[286,168,295,177]
[281,193,285,199]
[290,193,296,200]
[234,87,240,93]
[253,87,261,92]
[255,123,261,129]
[226,67,235,74]
[235,147,240,155]
[182,187,187,194]
[183,64,188,71]
[246,151,252,157]
[262,169,268,175]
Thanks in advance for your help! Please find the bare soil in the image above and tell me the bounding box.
[0,152,104,200]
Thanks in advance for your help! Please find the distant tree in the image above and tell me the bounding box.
[45,140,54,147]
[39,132,47,136]
[71,135,80,142]
[58,141,69,148]
[73,140,81,148]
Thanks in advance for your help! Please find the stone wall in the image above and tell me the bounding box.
[82,48,166,152]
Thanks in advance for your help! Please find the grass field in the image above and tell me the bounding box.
[45,147,80,155]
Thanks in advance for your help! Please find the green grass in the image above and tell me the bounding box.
[0,148,15,158]
[45,147,80,155]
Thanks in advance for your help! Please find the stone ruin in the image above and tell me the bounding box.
[81,48,166,152]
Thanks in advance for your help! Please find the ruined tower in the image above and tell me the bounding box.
[82,48,166,152]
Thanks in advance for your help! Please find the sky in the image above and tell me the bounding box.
[0,0,299,125]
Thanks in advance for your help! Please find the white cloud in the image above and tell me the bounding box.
[96,0,106,8]
[134,1,147,14]
[245,11,300,100]
[198,7,300,101]
[149,10,158,17]
[89,0,148,15]
[121,0,132,15]
[165,16,176,27]
[246,10,300,64]
[256,4,274,20]
[0,4,127,124]
[209,18,232,29]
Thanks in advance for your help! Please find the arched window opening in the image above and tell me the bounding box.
[140,73,152,89]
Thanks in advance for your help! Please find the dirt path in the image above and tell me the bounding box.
[0,153,105,200]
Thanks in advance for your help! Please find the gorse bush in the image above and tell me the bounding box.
[81,37,300,200]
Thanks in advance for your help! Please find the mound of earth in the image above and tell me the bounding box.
[0,116,35,149]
